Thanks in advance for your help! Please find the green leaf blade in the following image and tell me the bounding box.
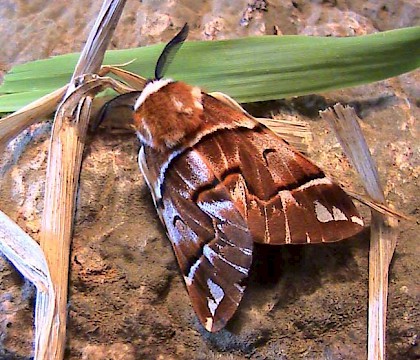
[1,27,419,112]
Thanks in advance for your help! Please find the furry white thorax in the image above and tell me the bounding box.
[134,78,173,111]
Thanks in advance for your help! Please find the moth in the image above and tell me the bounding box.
[127,24,363,332]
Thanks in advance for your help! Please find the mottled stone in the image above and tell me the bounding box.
[0,1,418,359]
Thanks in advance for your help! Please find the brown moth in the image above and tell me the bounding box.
[130,24,363,332]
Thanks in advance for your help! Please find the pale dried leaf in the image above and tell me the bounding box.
[100,65,147,89]
[0,210,55,360]
[321,103,398,360]
[0,86,67,149]
[37,1,128,359]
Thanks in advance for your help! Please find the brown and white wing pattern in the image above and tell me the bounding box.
[138,93,363,332]
[192,124,364,245]
[140,145,253,333]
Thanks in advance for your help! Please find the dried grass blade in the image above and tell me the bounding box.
[0,85,67,149]
[40,94,92,360]
[0,210,52,292]
[38,1,127,359]
[0,210,55,360]
[257,117,311,153]
[345,189,414,222]
[71,1,127,80]
[99,65,147,89]
[321,104,398,360]
[0,1,129,150]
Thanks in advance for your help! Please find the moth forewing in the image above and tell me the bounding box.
[129,24,363,332]
[138,125,254,332]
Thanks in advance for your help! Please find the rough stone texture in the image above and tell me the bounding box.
[0,0,419,359]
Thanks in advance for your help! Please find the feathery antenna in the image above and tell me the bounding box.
[155,23,189,80]
[91,91,142,131]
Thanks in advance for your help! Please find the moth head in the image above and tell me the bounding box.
[133,23,203,151]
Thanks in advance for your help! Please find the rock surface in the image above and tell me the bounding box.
[0,0,418,359]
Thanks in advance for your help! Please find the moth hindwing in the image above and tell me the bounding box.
[130,24,363,332]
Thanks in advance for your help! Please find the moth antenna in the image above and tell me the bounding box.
[155,23,189,80]
[90,91,142,132]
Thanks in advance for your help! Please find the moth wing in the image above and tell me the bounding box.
[139,147,253,332]
[244,127,364,244]
[191,99,364,245]
[137,92,363,332]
